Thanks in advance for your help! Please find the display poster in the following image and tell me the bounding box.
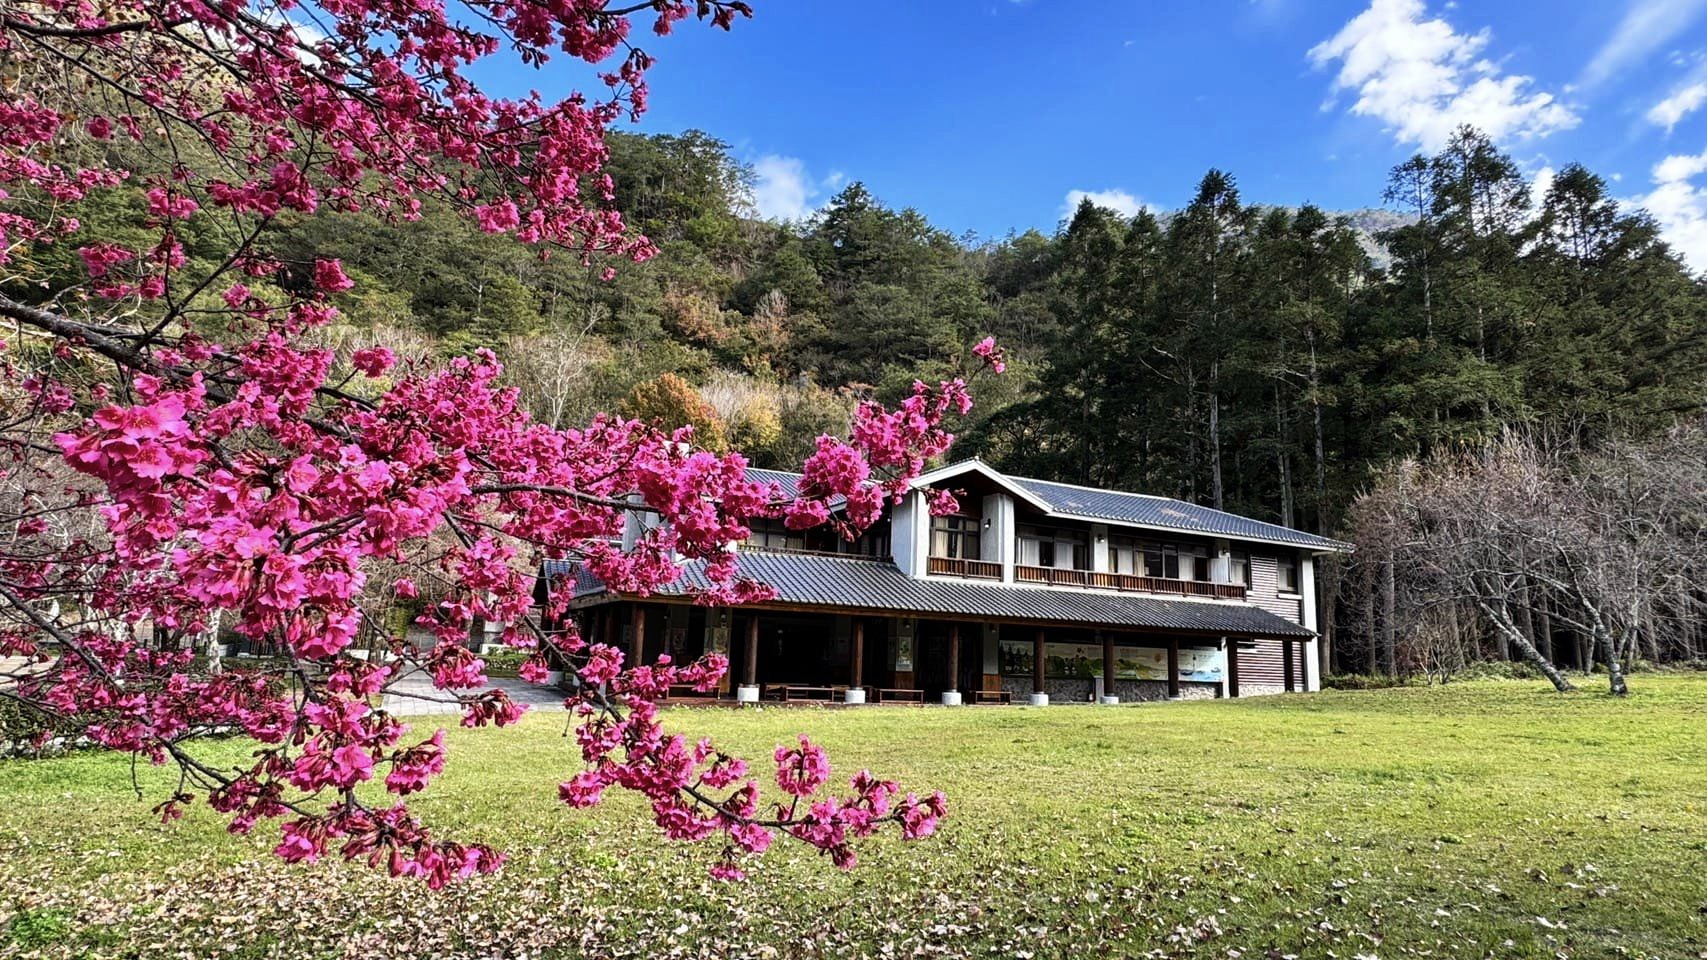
[998,641,1224,682]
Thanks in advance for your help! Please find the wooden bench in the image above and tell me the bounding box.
[874,688,924,705]
[970,690,1012,705]
[779,685,836,703]
[662,683,716,701]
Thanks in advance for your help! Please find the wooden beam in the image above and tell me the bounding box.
[630,603,646,668]
[743,615,759,688]
[946,623,960,693]
[1033,628,1046,695]
[851,619,865,688]
[1167,637,1180,699]
[1101,631,1115,699]
[565,595,1296,643]
[1226,638,1240,698]
[1283,637,1295,692]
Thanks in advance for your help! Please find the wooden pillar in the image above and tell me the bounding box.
[1226,638,1241,698]
[946,623,960,693]
[1166,638,1181,699]
[851,619,865,689]
[1297,638,1310,691]
[599,606,614,647]
[629,603,646,667]
[1032,629,1046,695]
[1101,631,1116,701]
[1283,638,1295,692]
[743,616,759,687]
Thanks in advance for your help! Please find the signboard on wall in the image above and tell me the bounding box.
[998,641,1225,682]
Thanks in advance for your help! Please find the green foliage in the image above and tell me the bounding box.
[5,908,71,948]
[91,122,1696,551]
[0,698,60,750]
[480,648,529,679]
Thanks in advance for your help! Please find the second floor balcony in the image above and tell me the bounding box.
[926,556,1002,579]
[1013,564,1247,600]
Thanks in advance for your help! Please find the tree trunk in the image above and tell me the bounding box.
[1477,597,1575,692]
[1275,386,1294,528]
[1308,333,1327,535]
[1209,362,1223,511]
[1536,591,1554,664]
[1380,559,1397,676]
[1598,627,1628,697]
[1514,584,1535,661]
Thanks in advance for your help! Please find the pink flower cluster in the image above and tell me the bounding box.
[0,0,1000,887]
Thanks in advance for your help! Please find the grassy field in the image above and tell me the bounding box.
[2,677,1705,959]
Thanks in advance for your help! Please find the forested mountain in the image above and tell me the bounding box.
[250,125,1703,542]
[24,126,1698,540]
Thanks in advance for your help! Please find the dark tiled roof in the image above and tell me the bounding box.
[742,463,1348,552]
[1010,475,1351,552]
[542,553,1312,639]
[744,467,804,498]
[744,467,845,510]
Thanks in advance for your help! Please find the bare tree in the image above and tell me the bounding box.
[1337,421,1707,695]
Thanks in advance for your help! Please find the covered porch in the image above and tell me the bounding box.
[564,598,1313,705]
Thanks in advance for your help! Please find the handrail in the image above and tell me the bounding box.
[927,556,1002,579]
[1016,565,1246,600]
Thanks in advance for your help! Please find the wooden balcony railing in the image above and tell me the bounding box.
[1016,565,1247,600]
[926,556,1002,579]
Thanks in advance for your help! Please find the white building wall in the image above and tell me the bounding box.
[891,489,930,579]
[1301,553,1321,692]
[892,492,917,577]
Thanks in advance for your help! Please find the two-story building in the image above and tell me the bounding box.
[541,459,1350,705]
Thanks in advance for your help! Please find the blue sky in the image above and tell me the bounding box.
[613,0,1707,263]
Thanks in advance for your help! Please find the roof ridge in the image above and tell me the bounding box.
[1010,473,1174,503]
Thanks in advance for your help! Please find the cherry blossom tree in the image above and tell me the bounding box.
[0,0,1006,886]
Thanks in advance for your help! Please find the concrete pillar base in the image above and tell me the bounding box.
[1028,692,1050,707]
[940,690,962,707]
[842,688,866,705]
[1098,695,1120,705]
[735,685,760,704]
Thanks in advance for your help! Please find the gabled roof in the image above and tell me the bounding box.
[1009,475,1352,552]
[751,458,1350,552]
[543,553,1313,640]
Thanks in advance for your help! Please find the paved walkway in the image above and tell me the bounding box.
[381,669,569,716]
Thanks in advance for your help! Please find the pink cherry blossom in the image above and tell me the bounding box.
[0,0,997,887]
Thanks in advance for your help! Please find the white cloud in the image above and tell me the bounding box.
[1581,0,1707,90]
[1632,146,1707,270]
[1063,188,1147,219]
[1308,0,1579,151]
[1529,164,1557,210]
[1648,81,1707,133]
[749,155,815,221]
[748,156,844,222]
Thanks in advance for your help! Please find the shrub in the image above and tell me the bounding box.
[482,648,529,678]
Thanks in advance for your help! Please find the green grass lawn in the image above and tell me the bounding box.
[3,677,1706,959]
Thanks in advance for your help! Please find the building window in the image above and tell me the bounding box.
[1108,535,1142,575]
[844,522,890,558]
[931,515,981,560]
[1143,542,1180,579]
[746,518,804,551]
[1229,550,1251,587]
[1019,524,1089,570]
[1277,554,1300,594]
